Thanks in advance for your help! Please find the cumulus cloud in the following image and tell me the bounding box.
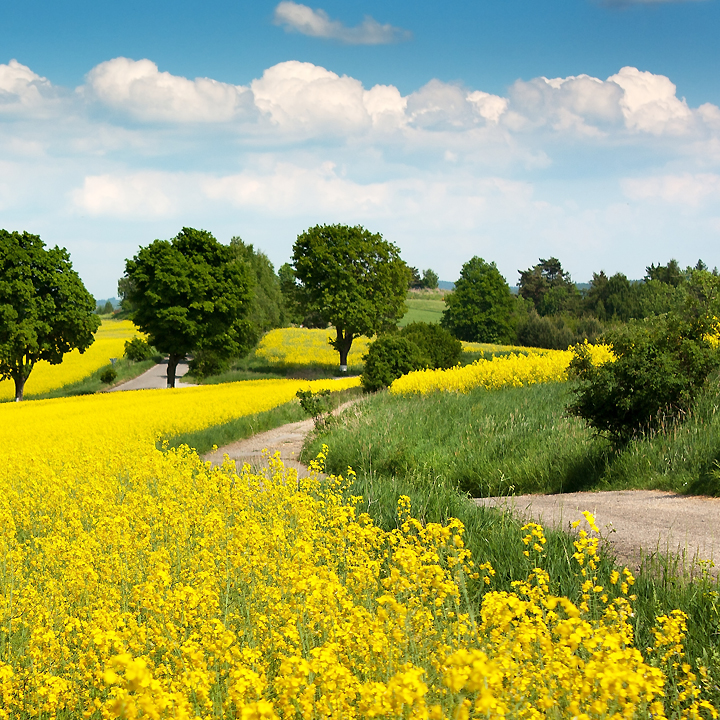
[84,57,256,123]
[273,1,411,44]
[608,67,693,135]
[0,59,59,116]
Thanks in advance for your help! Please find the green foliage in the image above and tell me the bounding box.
[441,257,514,342]
[122,227,254,387]
[124,337,155,362]
[361,335,428,392]
[0,229,100,401]
[518,257,580,316]
[422,268,439,290]
[99,366,118,384]
[400,321,462,369]
[568,313,720,444]
[278,263,304,325]
[292,224,410,366]
[230,237,286,342]
[515,310,603,349]
[296,388,333,428]
[187,350,231,379]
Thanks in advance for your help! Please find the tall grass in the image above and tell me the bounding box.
[304,381,720,496]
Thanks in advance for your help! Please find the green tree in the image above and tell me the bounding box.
[278,263,304,325]
[421,268,439,289]
[230,237,286,342]
[441,257,514,342]
[0,230,100,401]
[645,259,683,287]
[292,224,410,368]
[518,257,579,315]
[121,227,254,388]
[408,266,423,290]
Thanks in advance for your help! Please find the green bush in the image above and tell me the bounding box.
[188,350,231,379]
[124,337,156,362]
[568,313,720,444]
[99,367,117,384]
[361,335,427,392]
[400,322,462,369]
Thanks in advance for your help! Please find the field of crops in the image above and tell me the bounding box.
[391,343,615,395]
[0,369,714,718]
[255,328,371,369]
[0,320,142,401]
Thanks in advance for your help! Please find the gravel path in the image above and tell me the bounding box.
[109,359,196,391]
[476,491,720,574]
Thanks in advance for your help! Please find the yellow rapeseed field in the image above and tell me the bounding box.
[255,328,371,368]
[390,343,615,395]
[0,320,142,401]
[0,373,714,718]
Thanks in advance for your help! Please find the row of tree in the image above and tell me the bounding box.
[442,255,718,349]
[2,220,715,400]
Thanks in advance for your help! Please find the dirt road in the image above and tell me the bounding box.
[204,407,720,575]
[476,491,720,574]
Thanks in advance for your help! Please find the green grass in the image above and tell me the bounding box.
[3,357,160,403]
[162,386,363,455]
[189,352,353,385]
[311,458,720,709]
[399,289,448,326]
[303,381,720,497]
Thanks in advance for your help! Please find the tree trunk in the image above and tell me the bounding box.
[335,328,354,370]
[13,372,26,402]
[167,353,183,388]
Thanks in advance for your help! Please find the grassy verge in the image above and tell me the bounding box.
[162,386,363,455]
[304,381,720,496]
[188,352,353,385]
[9,357,159,402]
[318,465,720,708]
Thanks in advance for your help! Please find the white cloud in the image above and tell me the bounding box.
[0,59,59,116]
[273,1,411,44]
[251,61,372,134]
[622,172,720,206]
[608,67,693,135]
[84,57,256,123]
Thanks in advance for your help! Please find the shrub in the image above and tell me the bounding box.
[361,335,428,392]
[567,313,720,444]
[124,337,156,362]
[99,367,117,384]
[188,350,231,379]
[296,388,332,428]
[400,322,462,369]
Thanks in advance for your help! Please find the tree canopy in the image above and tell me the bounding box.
[291,224,409,367]
[518,257,579,316]
[0,230,100,401]
[121,227,254,387]
[441,257,514,343]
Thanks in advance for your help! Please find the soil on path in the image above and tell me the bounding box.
[476,491,720,575]
[204,405,720,576]
[203,400,358,475]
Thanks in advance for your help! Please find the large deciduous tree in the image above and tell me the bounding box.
[291,224,410,368]
[441,257,514,343]
[0,230,100,401]
[121,227,254,387]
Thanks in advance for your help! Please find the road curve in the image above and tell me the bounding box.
[476,490,720,575]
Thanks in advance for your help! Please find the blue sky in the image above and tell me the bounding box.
[1,0,719,297]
